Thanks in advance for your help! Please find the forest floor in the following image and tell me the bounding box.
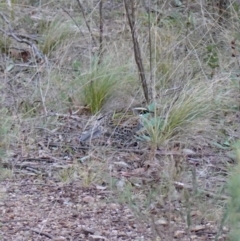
[0,1,239,240]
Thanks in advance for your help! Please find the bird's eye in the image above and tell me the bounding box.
[133,107,149,115]
[139,109,149,115]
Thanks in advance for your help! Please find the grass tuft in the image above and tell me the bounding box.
[75,59,122,114]
[140,81,215,146]
[41,17,76,55]
[227,140,240,240]
[0,107,12,158]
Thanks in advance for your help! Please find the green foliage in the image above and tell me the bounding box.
[162,12,184,28]
[232,2,240,12]
[139,114,165,145]
[72,60,82,72]
[205,45,219,70]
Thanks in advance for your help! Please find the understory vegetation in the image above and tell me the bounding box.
[0,0,240,240]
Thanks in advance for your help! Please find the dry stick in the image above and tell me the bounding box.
[19,228,54,239]
[147,0,153,101]
[98,0,103,65]
[75,0,97,47]
[218,0,226,24]
[1,219,28,223]
[14,33,40,43]
[62,8,85,37]
[0,12,43,62]
[184,0,190,78]
[231,39,240,112]
[174,181,228,200]
[124,0,149,104]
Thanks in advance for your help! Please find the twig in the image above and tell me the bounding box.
[0,11,44,62]
[124,0,149,103]
[61,8,85,37]
[49,112,83,121]
[15,33,40,43]
[0,219,28,223]
[19,228,54,239]
[98,0,103,65]
[174,181,229,200]
[218,0,226,24]
[75,0,97,47]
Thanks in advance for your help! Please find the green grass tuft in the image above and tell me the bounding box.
[75,59,121,114]
[140,82,214,146]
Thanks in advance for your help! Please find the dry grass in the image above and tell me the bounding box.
[0,0,240,240]
[40,17,77,55]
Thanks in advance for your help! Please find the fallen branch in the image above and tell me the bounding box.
[0,11,44,63]
[19,228,54,239]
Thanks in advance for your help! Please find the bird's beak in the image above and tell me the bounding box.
[132,107,149,115]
